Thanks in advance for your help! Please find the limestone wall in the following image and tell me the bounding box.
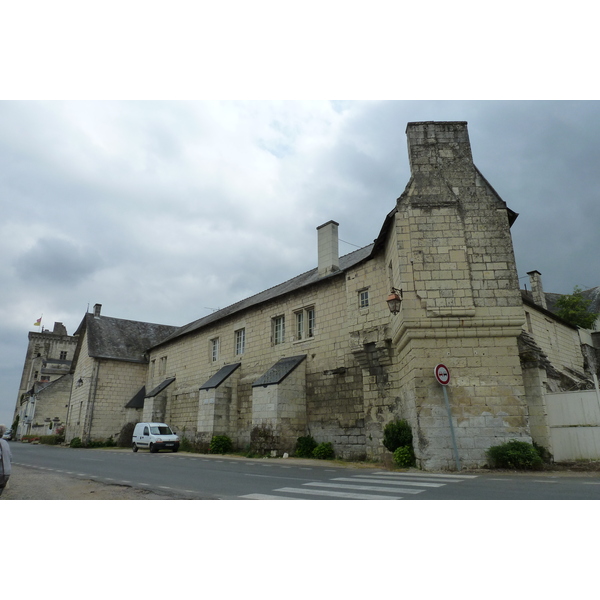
[27,374,72,436]
[524,306,584,375]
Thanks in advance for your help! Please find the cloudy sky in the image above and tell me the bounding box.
[1,100,599,425]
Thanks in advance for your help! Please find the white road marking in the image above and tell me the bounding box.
[305,482,423,494]
[241,494,299,500]
[333,477,444,488]
[274,487,401,500]
[372,471,478,479]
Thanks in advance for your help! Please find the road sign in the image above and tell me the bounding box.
[434,363,460,470]
[434,364,450,386]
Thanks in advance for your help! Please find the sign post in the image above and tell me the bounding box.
[434,364,461,471]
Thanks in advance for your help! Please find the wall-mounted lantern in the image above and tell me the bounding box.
[76,376,91,388]
[386,288,403,315]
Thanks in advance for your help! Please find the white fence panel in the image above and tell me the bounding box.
[545,389,600,461]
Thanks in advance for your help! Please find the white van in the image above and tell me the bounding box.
[132,422,180,453]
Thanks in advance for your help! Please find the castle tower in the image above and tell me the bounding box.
[386,121,530,469]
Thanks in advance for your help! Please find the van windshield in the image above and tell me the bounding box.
[150,426,173,435]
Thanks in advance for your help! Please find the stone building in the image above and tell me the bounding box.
[518,270,599,453]
[140,121,538,469]
[16,120,599,469]
[13,321,79,439]
[65,304,178,444]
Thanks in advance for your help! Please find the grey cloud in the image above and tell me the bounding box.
[14,237,106,286]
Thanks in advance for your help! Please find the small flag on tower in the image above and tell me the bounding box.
[34,317,42,327]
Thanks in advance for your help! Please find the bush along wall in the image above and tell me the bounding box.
[312,442,335,460]
[486,440,543,470]
[383,420,416,468]
[295,435,317,458]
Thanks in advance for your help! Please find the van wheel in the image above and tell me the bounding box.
[132,443,138,452]
[150,443,158,453]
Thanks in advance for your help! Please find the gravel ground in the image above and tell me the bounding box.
[1,464,178,500]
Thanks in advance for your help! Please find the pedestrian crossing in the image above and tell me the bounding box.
[239,471,478,500]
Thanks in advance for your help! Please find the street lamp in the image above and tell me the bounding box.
[386,288,403,314]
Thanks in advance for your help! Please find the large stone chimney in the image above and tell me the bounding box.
[406,121,474,176]
[527,271,547,309]
[317,220,339,276]
[93,303,102,317]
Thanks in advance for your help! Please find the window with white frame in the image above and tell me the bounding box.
[272,315,285,345]
[235,328,245,355]
[211,338,220,362]
[359,289,369,308]
[295,307,315,340]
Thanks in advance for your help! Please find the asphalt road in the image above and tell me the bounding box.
[9,442,600,500]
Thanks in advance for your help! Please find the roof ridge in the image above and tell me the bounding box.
[88,313,179,329]
[156,242,375,347]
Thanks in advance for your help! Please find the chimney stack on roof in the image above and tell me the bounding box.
[405,121,473,176]
[527,271,547,309]
[93,303,102,317]
[317,220,340,276]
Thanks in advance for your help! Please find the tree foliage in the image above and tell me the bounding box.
[554,286,597,329]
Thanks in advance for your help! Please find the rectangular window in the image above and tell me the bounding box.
[295,307,315,340]
[359,289,369,308]
[211,338,220,362]
[235,328,245,355]
[159,356,167,375]
[525,312,533,334]
[295,311,304,340]
[272,315,285,345]
[60,351,67,360]
[150,359,156,378]
[307,308,315,337]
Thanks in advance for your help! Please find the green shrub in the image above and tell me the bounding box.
[383,420,413,453]
[313,442,335,460]
[295,435,318,458]
[209,435,233,454]
[86,439,107,448]
[486,440,543,470]
[393,445,416,468]
[39,435,60,445]
[105,436,116,447]
[70,437,82,448]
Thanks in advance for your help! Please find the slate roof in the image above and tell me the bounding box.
[74,313,179,364]
[125,386,146,409]
[200,363,241,390]
[146,377,176,397]
[252,355,307,387]
[152,243,375,349]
